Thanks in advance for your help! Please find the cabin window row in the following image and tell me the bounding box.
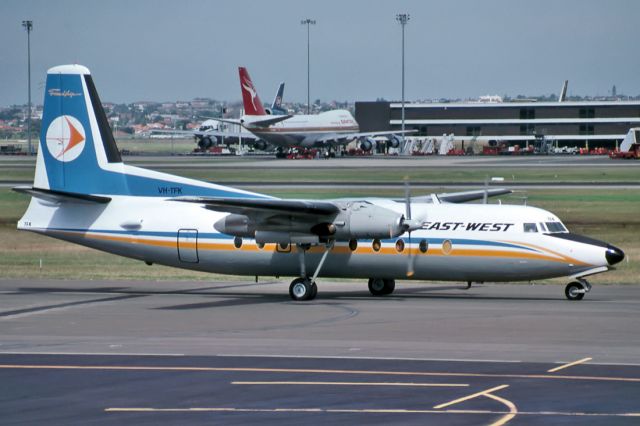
[231,237,434,254]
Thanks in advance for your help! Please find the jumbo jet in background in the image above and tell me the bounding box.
[160,81,287,150]
[215,67,414,155]
[16,65,624,301]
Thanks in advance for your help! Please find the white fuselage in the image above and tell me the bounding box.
[243,110,359,148]
[18,196,610,283]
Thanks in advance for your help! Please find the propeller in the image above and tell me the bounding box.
[403,178,419,277]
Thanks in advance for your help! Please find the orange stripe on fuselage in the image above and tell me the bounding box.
[53,230,588,265]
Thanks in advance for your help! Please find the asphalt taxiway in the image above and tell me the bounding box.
[1,279,639,424]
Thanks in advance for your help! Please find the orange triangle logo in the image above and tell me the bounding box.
[57,117,85,158]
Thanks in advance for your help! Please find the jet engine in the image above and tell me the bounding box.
[387,135,401,148]
[197,136,217,150]
[359,137,376,151]
[253,140,268,151]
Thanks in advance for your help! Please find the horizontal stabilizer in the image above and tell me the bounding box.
[13,186,112,204]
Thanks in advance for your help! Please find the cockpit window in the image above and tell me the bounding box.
[545,222,567,233]
[523,223,538,233]
[539,222,547,232]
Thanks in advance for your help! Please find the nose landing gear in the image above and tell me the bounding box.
[565,279,591,301]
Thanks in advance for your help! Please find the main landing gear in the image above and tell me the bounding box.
[289,242,333,301]
[368,278,396,296]
[289,277,318,301]
[565,278,591,301]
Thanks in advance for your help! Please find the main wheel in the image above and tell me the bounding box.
[309,283,318,300]
[565,282,585,301]
[382,279,396,295]
[289,278,312,301]
[368,278,386,296]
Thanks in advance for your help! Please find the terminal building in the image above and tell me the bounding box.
[355,100,640,148]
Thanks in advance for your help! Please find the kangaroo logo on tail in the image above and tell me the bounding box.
[238,67,266,116]
[241,77,258,111]
[45,115,86,162]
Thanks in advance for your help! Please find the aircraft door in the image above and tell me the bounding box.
[177,229,199,263]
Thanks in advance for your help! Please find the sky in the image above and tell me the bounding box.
[1,0,639,106]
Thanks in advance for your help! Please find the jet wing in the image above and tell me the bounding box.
[243,115,293,128]
[152,128,259,140]
[172,196,340,217]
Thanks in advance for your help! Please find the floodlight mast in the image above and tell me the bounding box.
[301,18,316,115]
[22,20,33,155]
[396,13,410,151]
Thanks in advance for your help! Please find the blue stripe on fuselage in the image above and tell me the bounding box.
[44,227,538,252]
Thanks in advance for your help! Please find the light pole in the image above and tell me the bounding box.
[396,13,409,149]
[301,18,316,114]
[22,20,33,155]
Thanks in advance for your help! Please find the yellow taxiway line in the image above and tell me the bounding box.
[0,363,638,382]
[232,381,469,387]
[433,384,510,409]
[103,407,640,418]
[548,357,592,373]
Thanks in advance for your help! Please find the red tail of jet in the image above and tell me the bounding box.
[239,67,266,116]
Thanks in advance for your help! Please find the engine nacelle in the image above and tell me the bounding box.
[197,136,217,149]
[253,140,268,151]
[360,137,376,151]
[388,135,401,148]
[264,108,272,115]
[214,214,255,237]
[213,204,406,244]
[333,202,405,240]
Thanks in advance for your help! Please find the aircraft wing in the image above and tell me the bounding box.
[409,188,512,203]
[152,128,260,140]
[172,196,339,217]
[437,188,512,203]
[211,115,292,129]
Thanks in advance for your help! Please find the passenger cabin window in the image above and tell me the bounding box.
[523,223,538,233]
[545,222,567,233]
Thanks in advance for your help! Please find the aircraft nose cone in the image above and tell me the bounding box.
[605,245,625,266]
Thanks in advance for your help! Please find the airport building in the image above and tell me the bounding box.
[355,100,640,148]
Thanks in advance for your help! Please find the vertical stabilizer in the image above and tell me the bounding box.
[36,64,128,195]
[238,67,267,115]
[558,80,568,102]
[272,82,285,110]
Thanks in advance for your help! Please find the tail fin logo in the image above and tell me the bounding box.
[241,77,258,110]
[45,115,86,162]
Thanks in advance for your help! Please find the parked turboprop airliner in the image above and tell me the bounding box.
[16,65,624,301]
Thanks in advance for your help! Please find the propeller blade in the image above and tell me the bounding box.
[404,177,412,220]
[406,232,415,277]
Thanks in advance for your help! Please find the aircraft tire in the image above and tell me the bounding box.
[289,277,312,301]
[309,283,318,300]
[382,279,396,295]
[565,282,585,301]
[368,278,387,296]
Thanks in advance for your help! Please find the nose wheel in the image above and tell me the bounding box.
[565,279,590,301]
